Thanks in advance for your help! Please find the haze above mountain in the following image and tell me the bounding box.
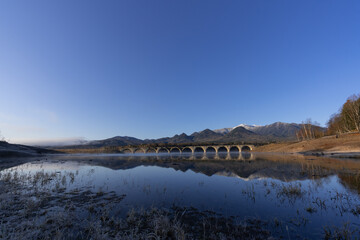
[52,122,325,149]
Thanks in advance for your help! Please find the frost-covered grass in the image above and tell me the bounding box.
[0,170,272,240]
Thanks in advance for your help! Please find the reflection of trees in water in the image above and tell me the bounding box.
[3,159,360,239]
[13,154,360,195]
[339,174,360,194]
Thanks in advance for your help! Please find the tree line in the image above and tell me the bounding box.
[295,119,325,141]
[327,94,360,135]
[296,93,360,141]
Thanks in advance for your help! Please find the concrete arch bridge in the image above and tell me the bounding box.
[119,144,254,154]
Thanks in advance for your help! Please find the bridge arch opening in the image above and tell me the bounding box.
[230,146,240,152]
[229,146,240,158]
[218,147,228,153]
[241,146,251,152]
[194,147,204,154]
[134,148,145,154]
[146,148,156,154]
[158,148,169,154]
[122,149,132,154]
[170,148,181,154]
[182,147,192,154]
[206,147,216,154]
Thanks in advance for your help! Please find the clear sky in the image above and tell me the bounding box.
[0,0,360,144]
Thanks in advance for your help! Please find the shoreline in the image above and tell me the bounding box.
[254,133,360,156]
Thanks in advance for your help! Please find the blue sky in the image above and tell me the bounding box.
[0,0,360,143]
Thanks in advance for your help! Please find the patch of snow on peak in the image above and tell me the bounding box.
[213,128,233,134]
[233,124,262,131]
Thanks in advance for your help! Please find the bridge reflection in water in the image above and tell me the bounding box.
[117,151,254,161]
[167,152,255,161]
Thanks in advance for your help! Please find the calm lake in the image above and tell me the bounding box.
[1,153,360,239]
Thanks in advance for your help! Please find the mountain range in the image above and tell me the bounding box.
[54,122,326,149]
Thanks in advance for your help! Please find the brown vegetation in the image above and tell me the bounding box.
[295,119,324,141]
[255,132,360,153]
[327,94,360,135]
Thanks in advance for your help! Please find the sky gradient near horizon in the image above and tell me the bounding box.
[1,0,360,144]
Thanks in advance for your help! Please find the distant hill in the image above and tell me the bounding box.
[0,141,58,158]
[191,129,224,142]
[219,126,262,142]
[145,133,193,144]
[244,122,302,139]
[87,136,144,147]
[213,127,233,135]
[226,122,326,140]
[195,122,325,143]
[53,122,326,149]
[60,136,144,149]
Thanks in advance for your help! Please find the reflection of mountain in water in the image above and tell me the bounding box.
[5,153,359,194]
[46,153,360,186]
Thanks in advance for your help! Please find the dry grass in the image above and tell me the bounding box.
[278,183,303,198]
[256,133,360,153]
[0,170,273,240]
[323,223,359,240]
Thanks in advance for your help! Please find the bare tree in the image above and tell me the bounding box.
[296,119,324,141]
[341,94,360,132]
[327,113,343,135]
[326,93,360,135]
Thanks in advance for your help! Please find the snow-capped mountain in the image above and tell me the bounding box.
[51,122,326,148]
[213,124,261,134]
[213,128,233,135]
[233,124,261,131]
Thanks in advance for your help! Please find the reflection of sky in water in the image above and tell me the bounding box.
[2,158,360,239]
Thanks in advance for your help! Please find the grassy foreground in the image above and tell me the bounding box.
[0,170,272,240]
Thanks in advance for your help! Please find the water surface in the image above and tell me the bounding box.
[1,153,360,239]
